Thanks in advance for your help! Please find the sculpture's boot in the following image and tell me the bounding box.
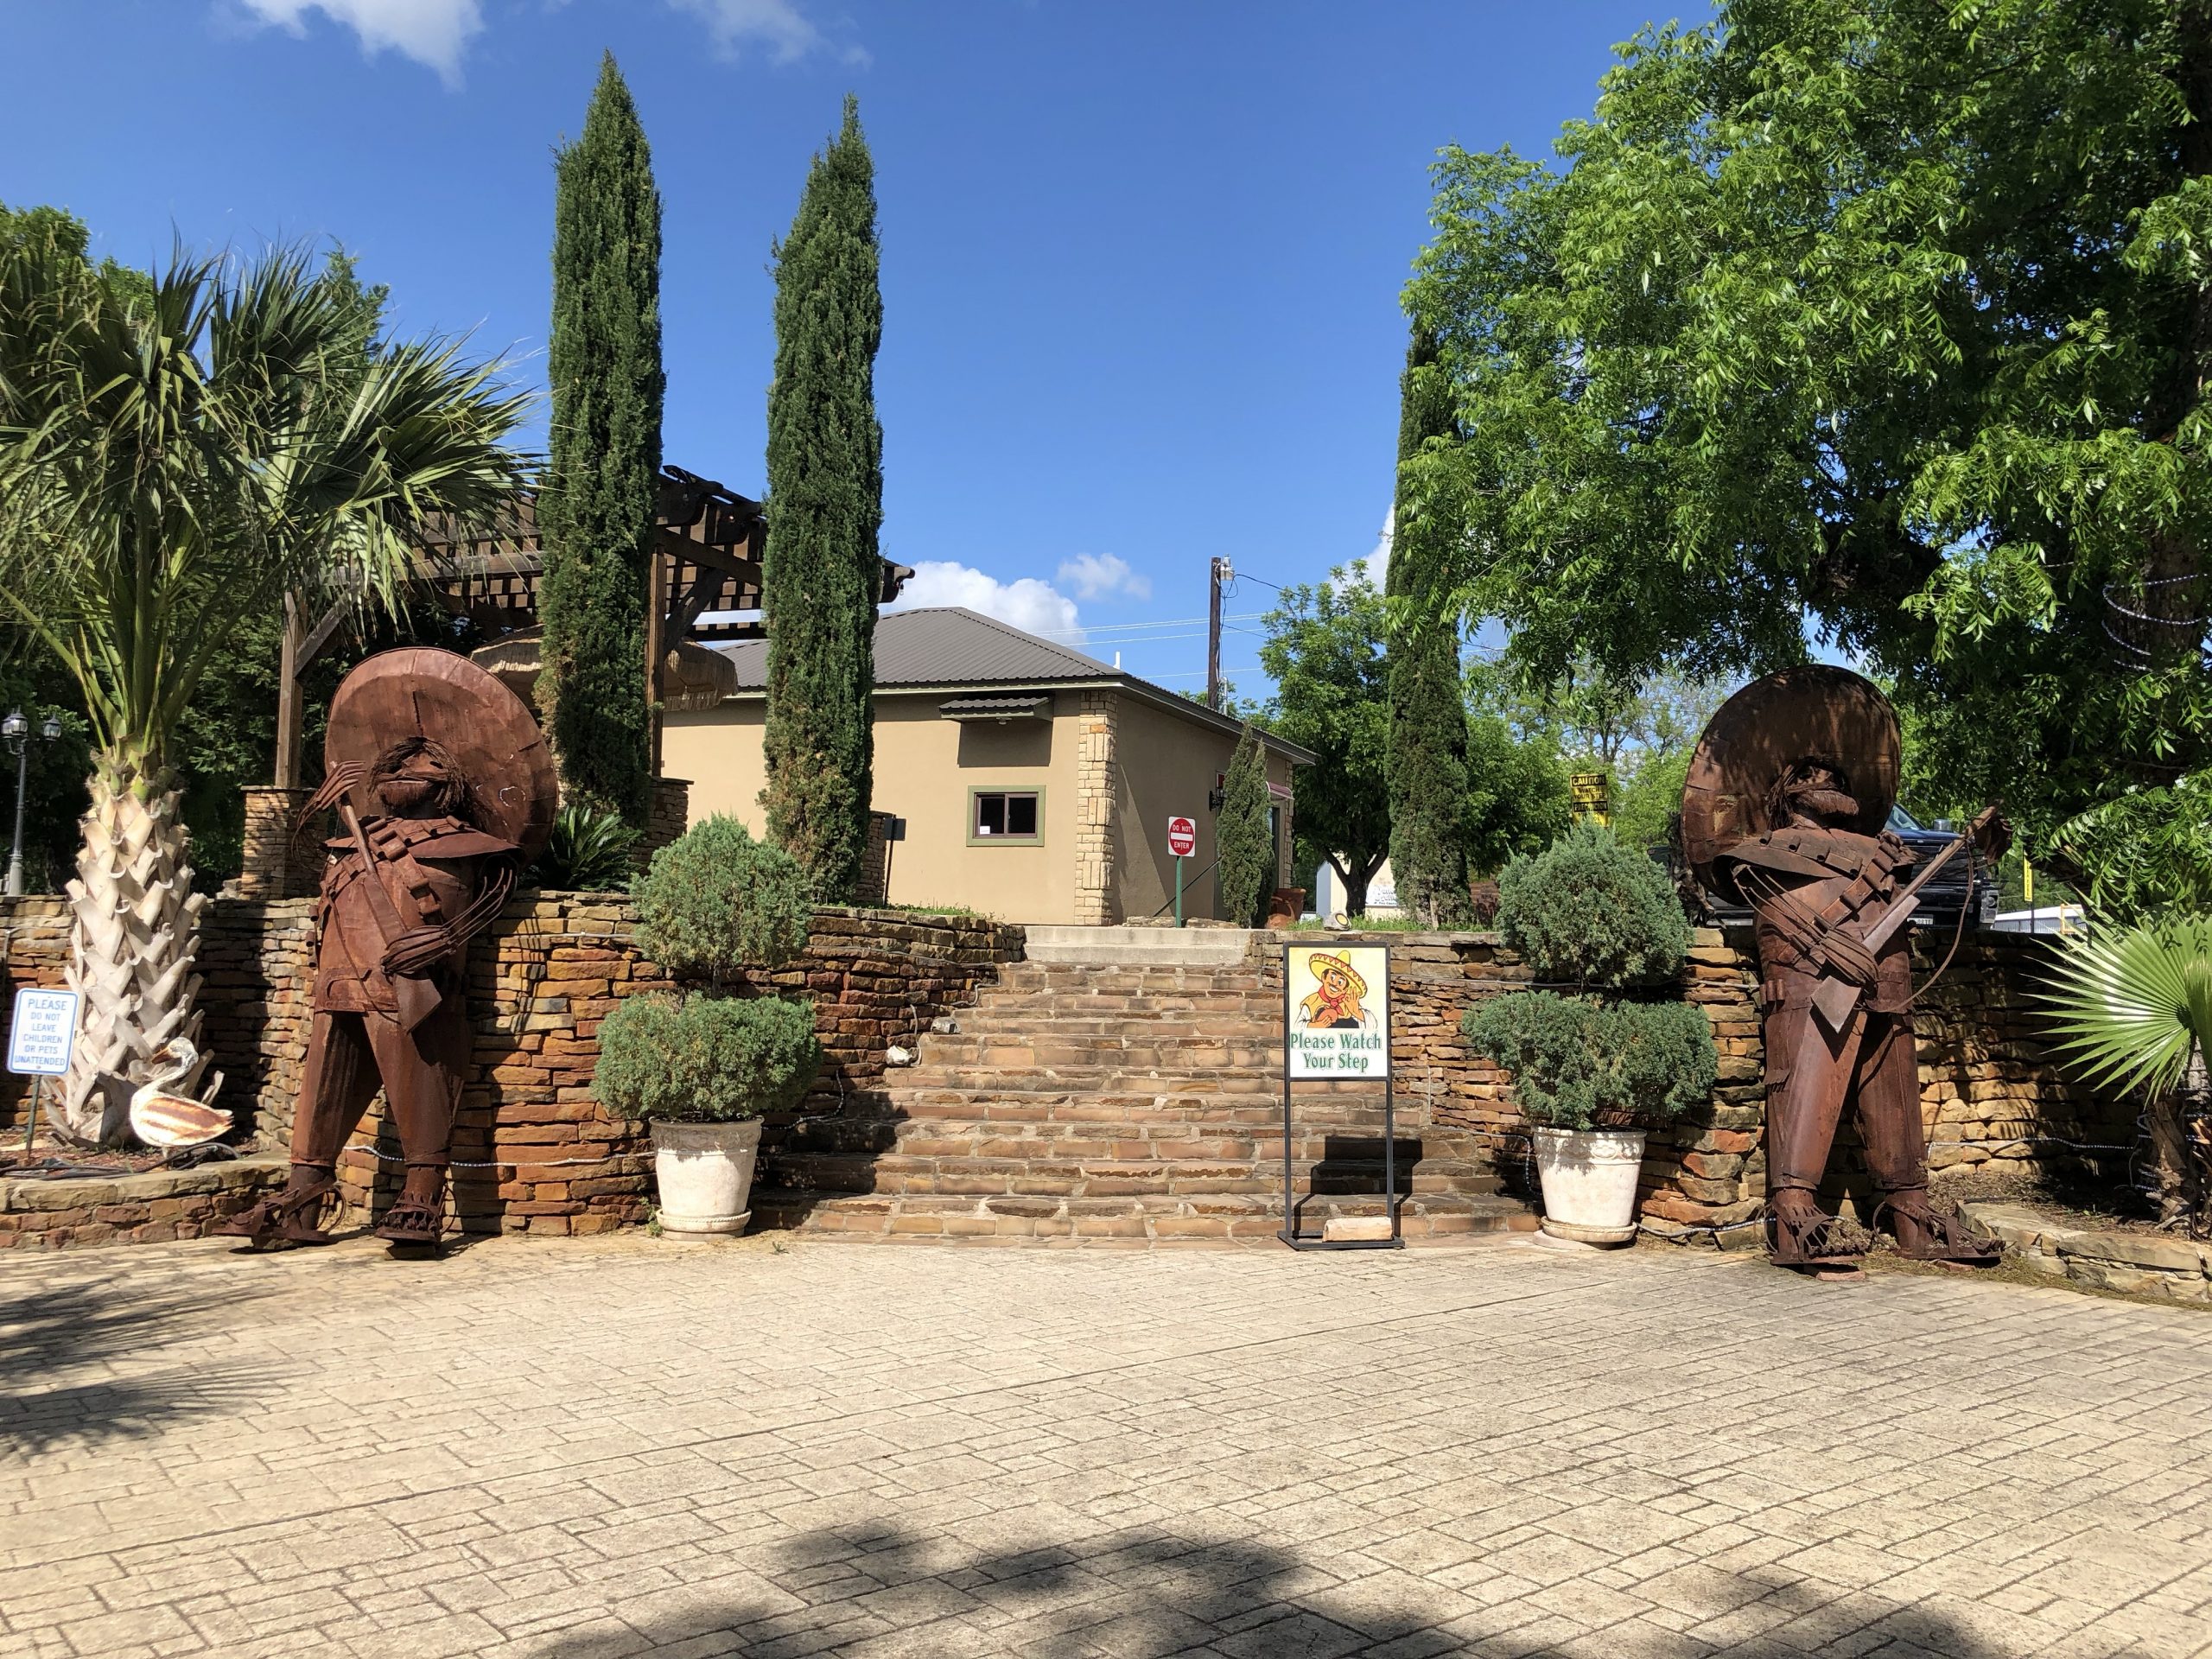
[215,1165,340,1248]
[374,1164,447,1245]
[1856,1013,2000,1265]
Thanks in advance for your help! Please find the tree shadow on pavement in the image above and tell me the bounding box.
[530,1519,2004,1658]
[0,1273,280,1456]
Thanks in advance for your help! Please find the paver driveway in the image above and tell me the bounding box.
[3,1233,2210,1659]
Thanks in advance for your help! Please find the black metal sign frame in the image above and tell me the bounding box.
[1278,939,1403,1251]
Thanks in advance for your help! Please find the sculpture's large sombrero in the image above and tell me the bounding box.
[1305,952,1368,997]
[1680,665,1898,903]
[325,648,557,859]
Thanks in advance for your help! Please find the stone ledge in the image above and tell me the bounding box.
[1961,1199,2212,1304]
[0,1152,289,1214]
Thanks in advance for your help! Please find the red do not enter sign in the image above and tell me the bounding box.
[1166,816,1198,858]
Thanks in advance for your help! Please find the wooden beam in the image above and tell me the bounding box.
[298,601,349,667]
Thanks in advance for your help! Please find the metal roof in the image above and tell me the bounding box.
[711,607,1314,763]
[716,607,1116,689]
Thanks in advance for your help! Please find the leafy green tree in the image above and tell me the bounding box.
[1387,327,1475,926]
[1214,721,1274,926]
[540,52,663,823]
[1464,711,1572,876]
[762,96,882,901]
[0,226,527,1141]
[1406,0,2212,904]
[1257,563,1391,914]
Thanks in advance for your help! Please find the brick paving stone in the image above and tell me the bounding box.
[6,1234,2212,1656]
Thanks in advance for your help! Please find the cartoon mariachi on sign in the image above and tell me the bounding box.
[1285,944,1389,1079]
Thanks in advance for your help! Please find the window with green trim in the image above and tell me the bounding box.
[969,789,1043,844]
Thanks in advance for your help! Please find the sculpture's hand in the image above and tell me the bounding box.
[381,925,455,978]
[1969,804,2011,862]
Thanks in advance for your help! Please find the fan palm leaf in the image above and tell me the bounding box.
[2037,916,2212,1099]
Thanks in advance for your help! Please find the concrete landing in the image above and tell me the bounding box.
[1022,925,1264,966]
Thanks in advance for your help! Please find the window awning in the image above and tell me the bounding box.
[938,694,1052,722]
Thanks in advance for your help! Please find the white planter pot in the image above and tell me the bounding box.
[651,1117,763,1236]
[1531,1126,1645,1247]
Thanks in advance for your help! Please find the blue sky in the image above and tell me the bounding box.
[3,0,1685,695]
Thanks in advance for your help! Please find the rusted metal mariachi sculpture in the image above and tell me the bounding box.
[1681,668,2005,1274]
[220,650,556,1250]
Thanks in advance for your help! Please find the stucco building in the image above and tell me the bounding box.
[663,607,1308,925]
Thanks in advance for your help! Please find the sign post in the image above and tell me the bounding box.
[1166,815,1198,927]
[7,986,79,1152]
[1279,941,1400,1249]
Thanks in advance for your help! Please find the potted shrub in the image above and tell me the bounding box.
[594,817,821,1234]
[1461,823,1718,1244]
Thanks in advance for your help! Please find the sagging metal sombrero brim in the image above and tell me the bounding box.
[324,647,558,860]
[1680,665,1898,904]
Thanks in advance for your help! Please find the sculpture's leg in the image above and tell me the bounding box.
[365,998,470,1246]
[1859,1011,1999,1264]
[1764,994,1867,1268]
[216,1012,379,1247]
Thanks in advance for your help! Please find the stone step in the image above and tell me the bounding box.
[766,1151,1500,1200]
[887,1090,1408,1121]
[1020,926,1265,967]
[914,1040,1287,1071]
[751,1187,1535,1243]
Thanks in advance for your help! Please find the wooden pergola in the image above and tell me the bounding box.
[271,465,912,786]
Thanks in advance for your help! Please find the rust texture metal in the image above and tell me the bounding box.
[219,650,552,1251]
[1683,668,2001,1272]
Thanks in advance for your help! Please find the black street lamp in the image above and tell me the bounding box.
[5,710,62,898]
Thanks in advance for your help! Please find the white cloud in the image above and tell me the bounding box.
[1363,507,1393,592]
[235,0,483,83]
[664,0,834,63]
[892,562,1082,642]
[1055,553,1152,603]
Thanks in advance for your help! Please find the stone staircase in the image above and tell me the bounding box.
[753,955,1533,1244]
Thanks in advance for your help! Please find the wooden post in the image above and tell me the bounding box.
[645,544,666,776]
[274,592,308,790]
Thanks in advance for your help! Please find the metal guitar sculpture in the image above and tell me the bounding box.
[1681,668,2005,1272]
[219,650,556,1250]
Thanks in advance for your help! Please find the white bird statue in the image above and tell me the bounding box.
[128,1039,232,1149]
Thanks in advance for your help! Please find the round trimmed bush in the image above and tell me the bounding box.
[1497,821,1690,988]
[1460,991,1716,1131]
[632,815,813,982]
[595,993,822,1123]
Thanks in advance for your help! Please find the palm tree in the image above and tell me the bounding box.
[0,226,529,1142]
[2039,916,2212,1231]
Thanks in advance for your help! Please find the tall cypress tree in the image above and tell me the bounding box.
[539,53,663,822]
[761,95,882,898]
[1386,327,1475,927]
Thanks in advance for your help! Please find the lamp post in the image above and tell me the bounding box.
[4,710,61,898]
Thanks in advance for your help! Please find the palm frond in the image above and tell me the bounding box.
[2037,915,2212,1099]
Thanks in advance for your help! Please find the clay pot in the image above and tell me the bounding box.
[649,1117,763,1235]
[1531,1126,1644,1247]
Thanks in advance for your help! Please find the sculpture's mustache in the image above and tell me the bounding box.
[1795,787,1859,820]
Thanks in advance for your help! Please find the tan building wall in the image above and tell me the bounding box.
[665,693,1081,922]
[664,686,1294,925]
[1111,697,1293,923]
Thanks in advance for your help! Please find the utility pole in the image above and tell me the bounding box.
[1206,556,1230,711]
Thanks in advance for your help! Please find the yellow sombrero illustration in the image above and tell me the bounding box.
[1306,952,1368,995]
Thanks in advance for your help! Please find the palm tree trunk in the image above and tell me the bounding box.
[2146,1046,2212,1232]
[55,747,207,1144]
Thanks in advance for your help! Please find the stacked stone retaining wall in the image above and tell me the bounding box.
[1354,925,2123,1239]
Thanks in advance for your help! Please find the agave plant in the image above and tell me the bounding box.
[2039,916,2212,1230]
[0,226,529,1141]
[529,804,641,891]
